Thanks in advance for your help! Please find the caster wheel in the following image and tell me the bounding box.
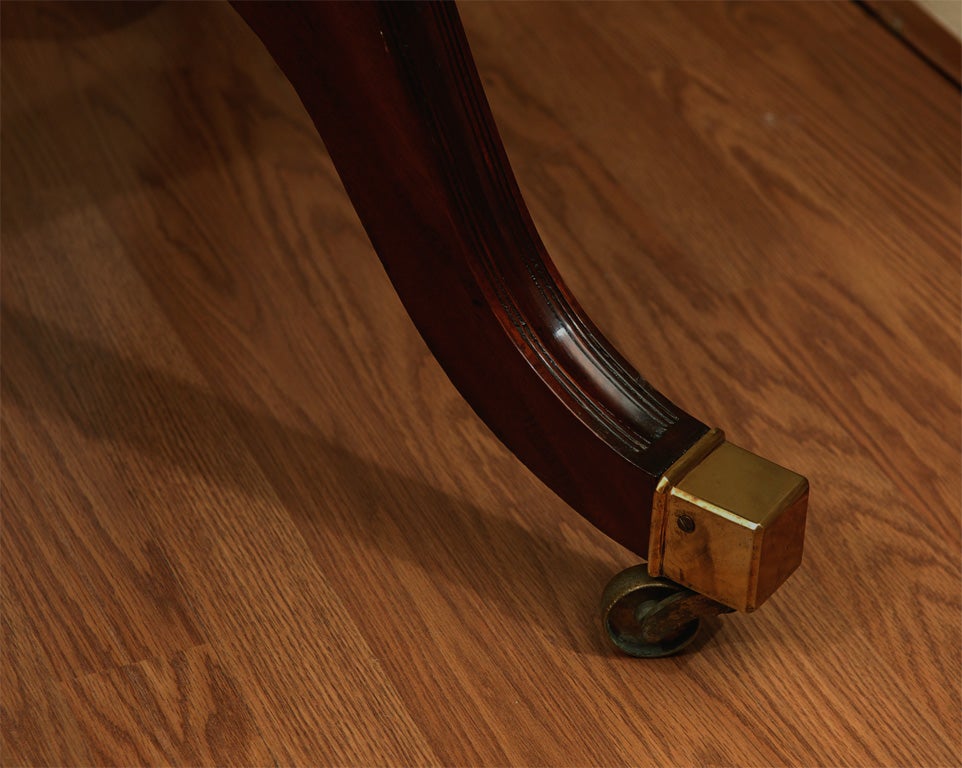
[601,565,731,658]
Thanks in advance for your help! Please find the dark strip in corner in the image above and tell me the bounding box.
[854,0,962,91]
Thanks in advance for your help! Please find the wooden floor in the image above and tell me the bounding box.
[2,2,959,765]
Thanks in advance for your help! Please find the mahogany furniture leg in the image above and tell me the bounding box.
[233,1,810,656]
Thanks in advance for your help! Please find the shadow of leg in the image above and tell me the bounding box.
[3,305,620,657]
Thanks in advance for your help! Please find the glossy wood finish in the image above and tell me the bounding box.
[234,2,707,555]
[2,2,959,765]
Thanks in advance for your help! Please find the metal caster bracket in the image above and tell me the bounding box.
[603,429,808,657]
[602,566,733,658]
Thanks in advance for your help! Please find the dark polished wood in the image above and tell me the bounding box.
[233,1,708,555]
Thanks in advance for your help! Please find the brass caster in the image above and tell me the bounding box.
[601,565,733,658]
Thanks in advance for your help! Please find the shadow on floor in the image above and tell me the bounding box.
[2,304,657,658]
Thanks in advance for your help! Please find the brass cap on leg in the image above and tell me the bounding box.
[648,429,809,612]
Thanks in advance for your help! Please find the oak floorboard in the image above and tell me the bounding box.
[3,2,960,766]
[1,585,92,767]
[59,645,274,767]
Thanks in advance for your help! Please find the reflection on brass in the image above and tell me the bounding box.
[647,429,809,612]
[601,565,732,658]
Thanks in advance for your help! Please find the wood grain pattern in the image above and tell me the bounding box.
[2,1,959,766]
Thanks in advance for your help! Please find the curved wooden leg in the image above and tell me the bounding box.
[233,1,809,650]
